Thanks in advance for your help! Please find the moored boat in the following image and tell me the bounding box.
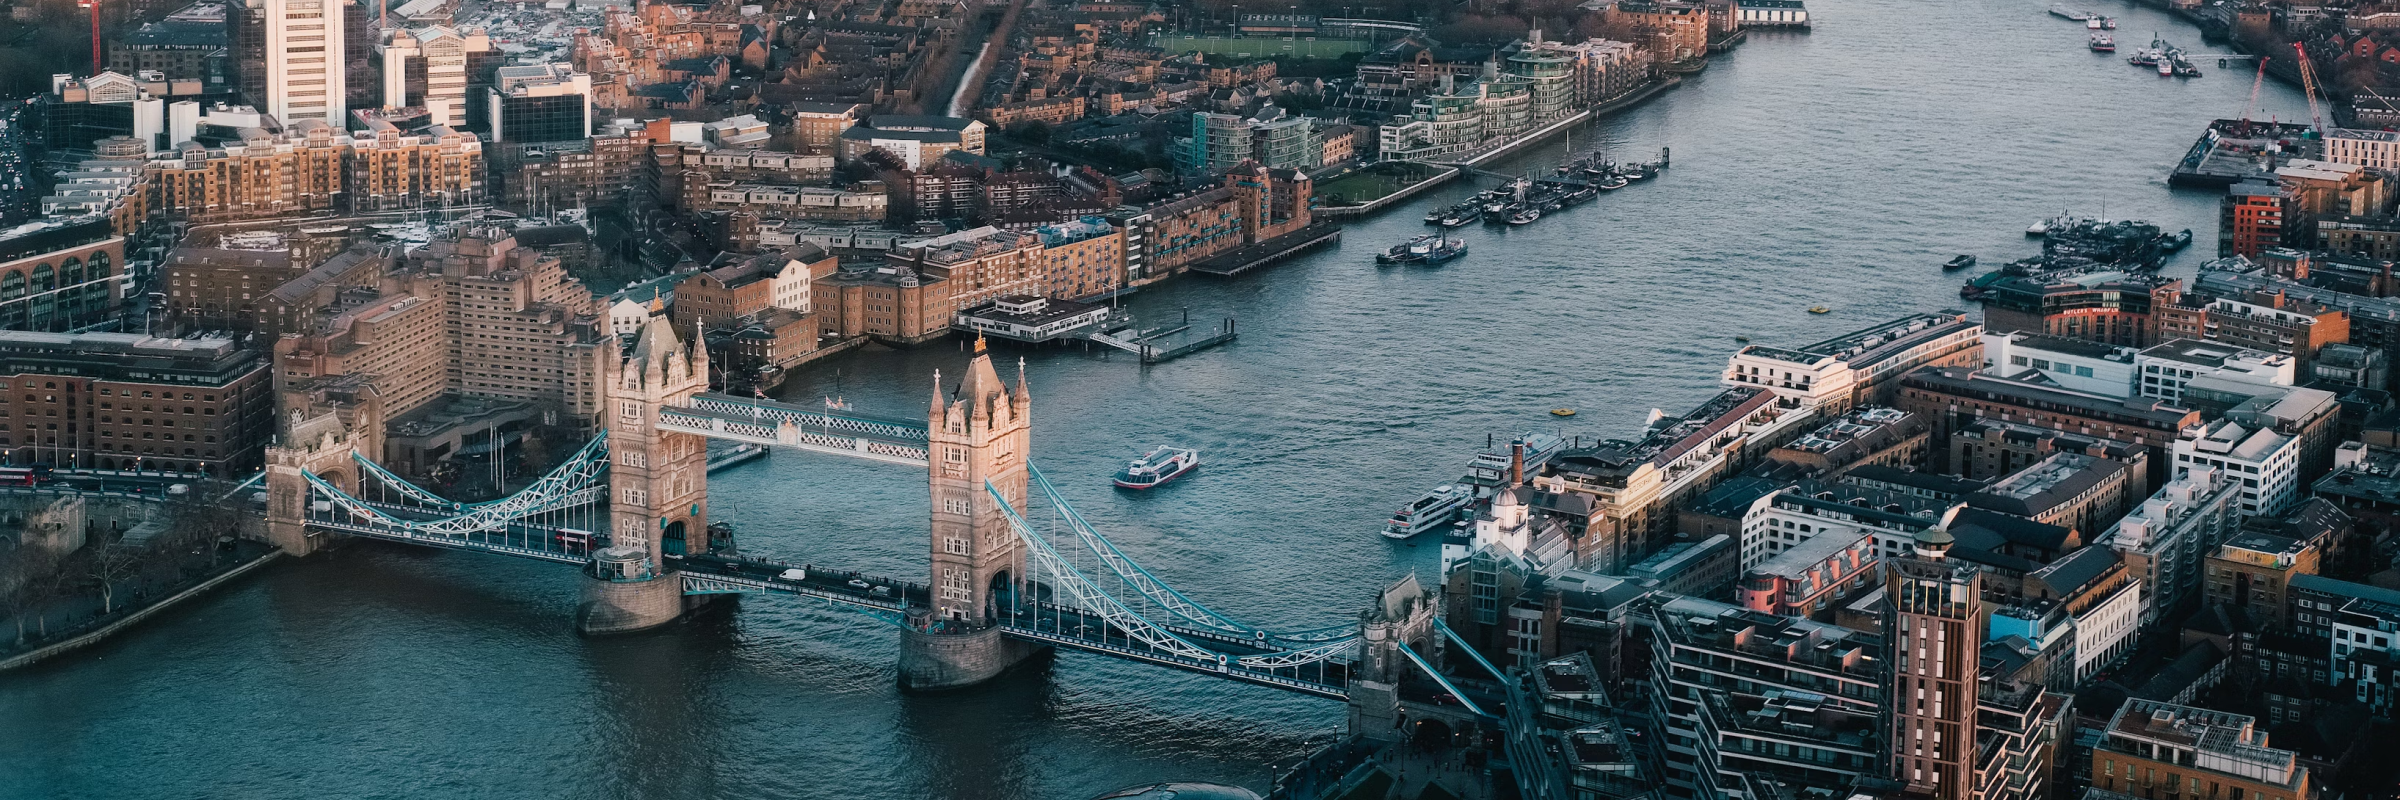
[1596,174,1629,190]
[1507,208,1542,225]
[1113,446,1201,489]
[2090,33,2114,52]
[1382,484,1473,539]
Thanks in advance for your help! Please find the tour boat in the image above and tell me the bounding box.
[1114,446,1200,489]
[1944,254,1978,270]
[1381,485,1473,540]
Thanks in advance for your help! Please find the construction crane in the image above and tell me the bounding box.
[2294,40,2325,133]
[2244,57,2266,126]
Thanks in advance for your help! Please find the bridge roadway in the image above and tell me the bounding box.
[657,394,931,466]
[675,555,1353,697]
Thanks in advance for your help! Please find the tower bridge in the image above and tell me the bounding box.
[257,319,1468,728]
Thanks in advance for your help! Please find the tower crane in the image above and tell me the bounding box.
[2295,40,2325,133]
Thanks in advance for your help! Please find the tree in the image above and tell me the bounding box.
[1,547,62,646]
[1008,120,1053,146]
[88,541,144,616]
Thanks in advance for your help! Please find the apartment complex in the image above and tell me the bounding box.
[1725,312,1985,413]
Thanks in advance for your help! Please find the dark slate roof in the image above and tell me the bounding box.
[2131,641,2226,701]
[1845,465,1988,498]
[1949,507,2075,554]
[2031,545,2119,598]
[510,224,588,248]
[1964,456,2125,518]
[1690,475,1783,518]
[2290,574,2400,605]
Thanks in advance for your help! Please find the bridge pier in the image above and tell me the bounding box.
[575,549,687,634]
[897,620,1047,691]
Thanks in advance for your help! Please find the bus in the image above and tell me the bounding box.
[0,464,56,486]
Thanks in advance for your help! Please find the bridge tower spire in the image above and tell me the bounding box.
[900,338,1046,688]
[579,316,713,634]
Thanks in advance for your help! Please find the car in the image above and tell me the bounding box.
[847,579,871,590]
[778,568,807,582]
[871,586,892,597]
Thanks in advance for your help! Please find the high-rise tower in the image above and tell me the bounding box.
[1886,509,1982,800]
[259,0,347,125]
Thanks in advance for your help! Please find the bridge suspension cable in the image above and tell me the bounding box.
[1025,463,1356,644]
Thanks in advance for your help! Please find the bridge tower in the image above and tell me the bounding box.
[262,384,384,556]
[899,336,1047,689]
[1349,573,1441,741]
[578,317,712,635]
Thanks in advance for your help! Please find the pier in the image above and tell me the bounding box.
[1084,309,1240,364]
[1188,223,1344,277]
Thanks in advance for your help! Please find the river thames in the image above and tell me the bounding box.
[0,0,2311,797]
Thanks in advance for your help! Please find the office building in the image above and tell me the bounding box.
[2171,418,2305,517]
[2202,531,2319,624]
[0,331,274,475]
[485,64,591,144]
[251,0,348,125]
[2156,295,2348,376]
[1975,271,2179,348]
[1896,366,2203,455]
[2133,338,2294,405]
[2089,700,2310,800]
[1724,311,1984,412]
[376,25,490,126]
[0,217,125,333]
[1983,331,2139,398]
[1948,419,2149,489]
[1963,452,2134,541]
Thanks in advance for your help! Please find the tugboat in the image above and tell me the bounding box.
[1113,446,1200,489]
[1424,207,1447,224]
[1944,254,1978,270]
[1377,234,1469,265]
[2090,32,2115,52]
[2161,228,2194,252]
[1381,484,1473,539]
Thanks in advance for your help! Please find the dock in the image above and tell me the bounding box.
[1139,317,1237,364]
[1188,223,1343,277]
[1083,310,1239,364]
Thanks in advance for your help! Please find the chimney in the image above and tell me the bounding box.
[1510,438,1526,486]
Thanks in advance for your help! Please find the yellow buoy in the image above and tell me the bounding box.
[1551,408,1577,417]
[1808,306,1831,314]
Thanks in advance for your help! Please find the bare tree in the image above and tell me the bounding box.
[88,540,147,616]
[1,547,62,646]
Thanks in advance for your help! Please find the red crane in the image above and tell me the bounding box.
[2294,41,2324,133]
